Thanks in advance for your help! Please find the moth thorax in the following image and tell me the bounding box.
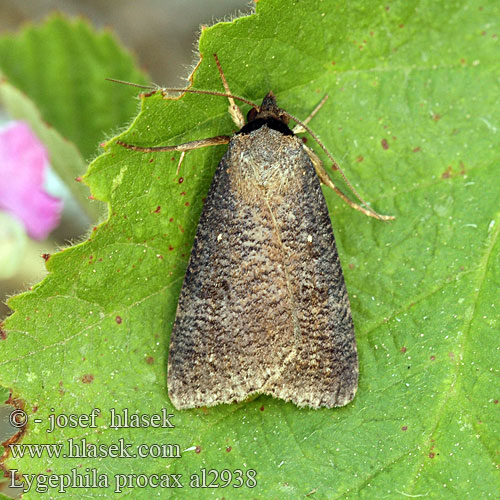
[229,128,306,200]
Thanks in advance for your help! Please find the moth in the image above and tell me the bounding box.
[115,55,393,409]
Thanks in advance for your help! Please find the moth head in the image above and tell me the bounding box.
[247,92,290,126]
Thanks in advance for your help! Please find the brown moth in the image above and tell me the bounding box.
[116,55,393,409]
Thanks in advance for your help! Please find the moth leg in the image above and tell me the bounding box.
[213,53,245,129]
[176,152,186,176]
[292,95,329,134]
[116,135,231,153]
[290,96,395,221]
[305,145,395,221]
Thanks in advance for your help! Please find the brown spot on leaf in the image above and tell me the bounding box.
[140,89,157,98]
[413,147,421,153]
[195,446,201,454]
[226,446,232,452]
[430,355,436,361]
[356,155,364,163]
[442,166,453,179]
[429,452,435,459]
[81,374,94,384]
[145,356,154,364]
[154,206,161,213]
[401,426,408,431]
[381,138,389,150]
[178,177,184,184]
[400,346,407,353]
[115,316,122,324]
[432,113,441,122]
[41,253,51,262]
[260,405,265,411]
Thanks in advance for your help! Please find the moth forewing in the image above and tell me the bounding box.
[167,121,358,409]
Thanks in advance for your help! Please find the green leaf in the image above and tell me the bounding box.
[0,15,148,221]
[1,1,499,498]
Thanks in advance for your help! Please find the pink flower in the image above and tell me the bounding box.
[0,122,62,240]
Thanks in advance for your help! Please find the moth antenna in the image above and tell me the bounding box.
[160,87,259,110]
[284,110,381,216]
[107,77,259,111]
[105,78,157,90]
